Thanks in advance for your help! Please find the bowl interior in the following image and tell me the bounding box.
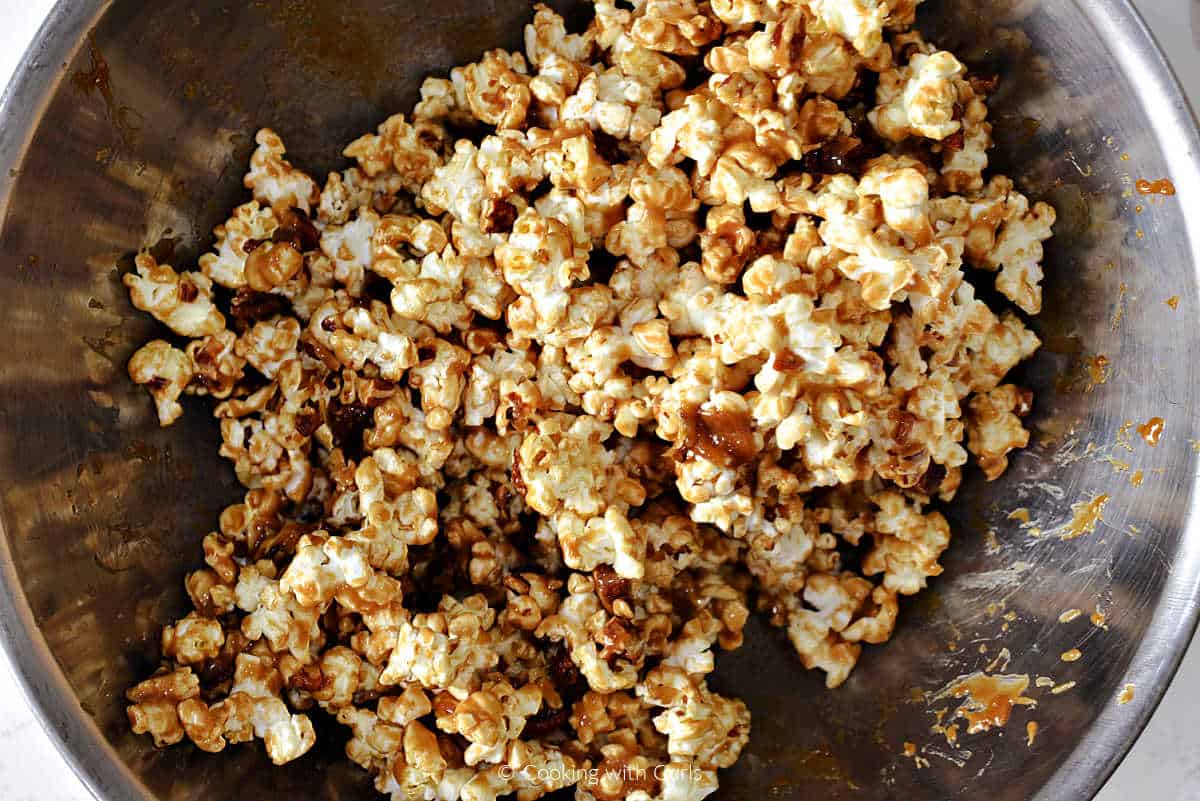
[1,1,1198,800]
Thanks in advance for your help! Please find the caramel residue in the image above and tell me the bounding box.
[1051,681,1077,695]
[1107,458,1130,474]
[984,529,1000,554]
[72,35,114,108]
[1111,283,1127,331]
[1118,684,1136,705]
[1166,296,1180,310]
[943,673,1036,734]
[679,404,758,468]
[1059,608,1082,623]
[1060,494,1110,540]
[1085,354,1109,390]
[1091,609,1108,629]
[1060,648,1082,663]
[1136,178,1176,196]
[1026,721,1039,747]
[1117,420,1136,452]
[1008,508,1031,524]
[1035,676,1056,688]
[944,724,959,746]
[1137,417,1164,447]
[1130,470,1144,487]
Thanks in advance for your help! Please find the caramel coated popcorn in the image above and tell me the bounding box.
[125,2,1049,797]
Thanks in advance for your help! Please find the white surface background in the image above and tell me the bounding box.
[0,1,1198,800]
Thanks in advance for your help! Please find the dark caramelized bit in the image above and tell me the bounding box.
[598,617,636,664]
[178,279,199,303]
[548,643,586,698]
[230,288,288,323]
[481,198,518,234]
[145,376,169,391]
[916,462,947,495]
[593,564,632,615]
[326,398,374,456]
[942,130,966,152]
[678,404,759,468]
[289,665,326,692]
[273,207,322,252]
[523,704,570,737]
[511,448,527,495]
[295,407,321,437]
[1014,387,1034,417]
[968,74,1000,95]
[801,135,868,176]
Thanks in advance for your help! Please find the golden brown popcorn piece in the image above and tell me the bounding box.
[343,113,447,194]
[453,49,534,130]
[128,340,194,426]
[126,668,200,747]
[245,128,320,214]
[124,253,225,338]
[967,384,1033,480]
[871,50,965,142]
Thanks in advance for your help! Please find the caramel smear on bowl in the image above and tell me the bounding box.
[1137,417,1165,447]
[1085,355,1109,390]
[1060,648,1082,663]
[1026,721,1039,747]
[942,673,1036,735]
[1060,494,1110,540]
[1058,608,1082,623]
[1166,296,1180,310]
[1118,684,1136,705]
[1135,178,1176,196]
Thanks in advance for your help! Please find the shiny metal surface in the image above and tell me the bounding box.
[0,1,1198,800]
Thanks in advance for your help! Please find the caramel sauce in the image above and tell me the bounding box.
[1060,494,1110,540]
[1135,178,1176,196]
[1118,683,1136,705]
[679,404,758,468]
[1026,721,1039,747]
[1091,610,1108,629]
[1058,608,1082,623]
[1085,354,1109,390]
[1137,416,1164,446]
[1008,508,1031,524]
[947,673,1035,734]
[1130,470,1144,487]
[1166,296,1180,310]
[1060,648,1082,662]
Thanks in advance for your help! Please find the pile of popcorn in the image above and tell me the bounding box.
[124,1,1053,798]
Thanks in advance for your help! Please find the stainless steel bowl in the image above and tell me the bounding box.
[1,1,1198,799]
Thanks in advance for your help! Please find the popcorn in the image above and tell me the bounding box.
[125,2,1051,797]
[245,129,320,214]
[200,201,279,288]
[128,340,194,425]
[870,51,966,142]
[124,253,225,337]
[966,384,1033,480]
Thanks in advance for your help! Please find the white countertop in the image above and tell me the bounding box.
[1,2,1198,800]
